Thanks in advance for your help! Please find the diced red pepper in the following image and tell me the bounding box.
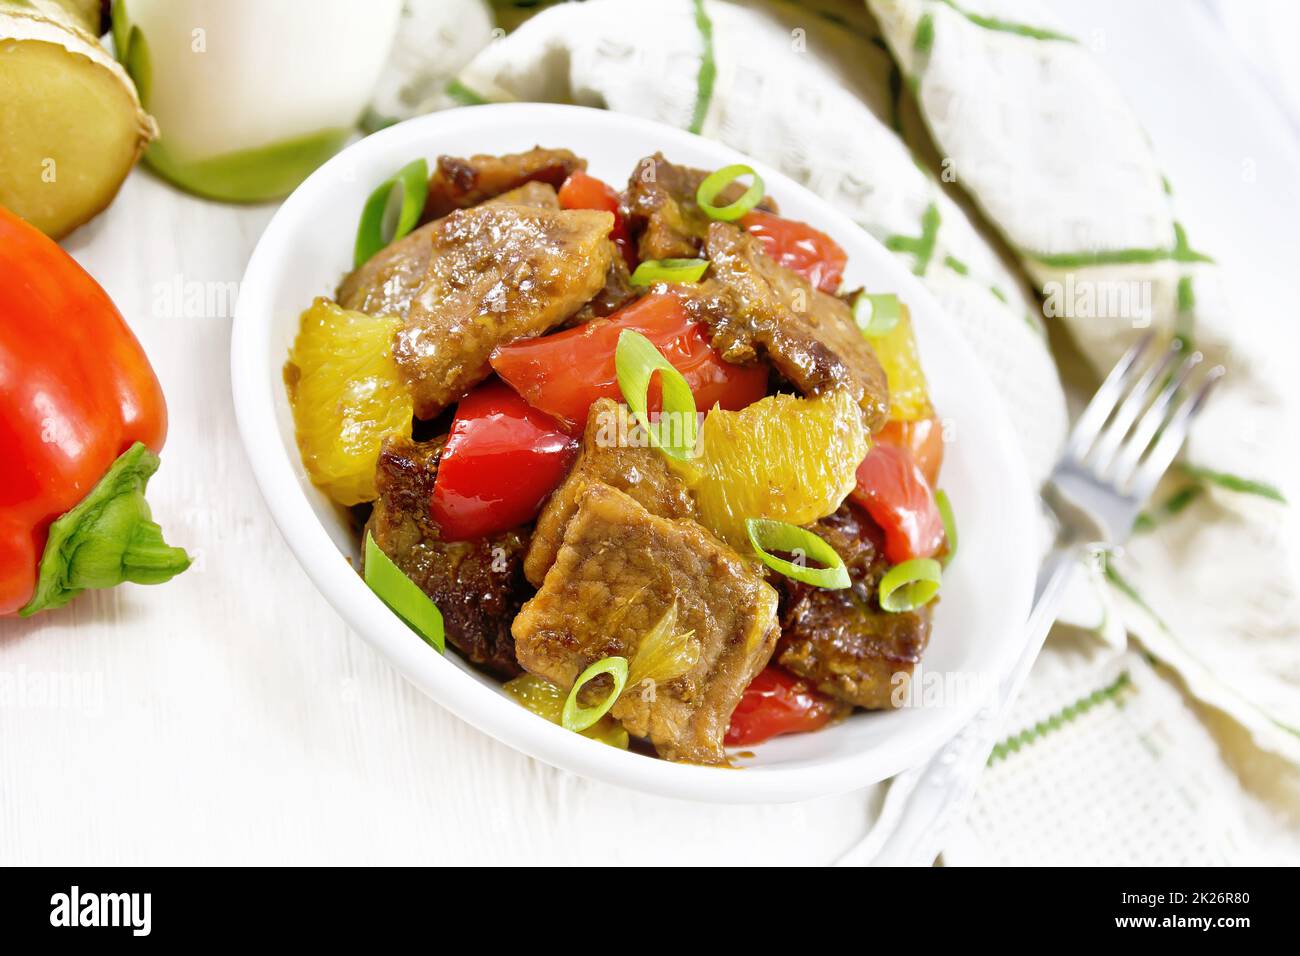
[741,209,847,294]
[850,442,945,565]
[490,293,768,432]
[430,378,578,541]
[558,169,635,269]
[725,667,841,747]
[877,415,944,488]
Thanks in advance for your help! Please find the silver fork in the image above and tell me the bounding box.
[841,334,1224,867]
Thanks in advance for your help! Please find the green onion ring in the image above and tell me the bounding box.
[364,531,445,652]
[630,258,710,287]
[695,163,765,222]
[562,656,629,732]
[615,329,699,460]
[353,158,429,268]
[745,518,851,590]
[853,293,902,336]
[935,489,957,567]
[879,558,942,612]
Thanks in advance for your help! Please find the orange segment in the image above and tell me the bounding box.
[677,388,868,550]
[284,298,412,505]
[872,304,933,422]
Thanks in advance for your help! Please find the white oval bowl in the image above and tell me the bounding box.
[232,103,1036,803]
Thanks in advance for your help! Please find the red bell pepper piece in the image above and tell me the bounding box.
[877,414,945,488]
[490,293,768,432]
[741,209,847,295]
[725,667,841,747]
[850,441,945,565]
[431,378,579,540]
[558,169,636,269]
[0,206,189,617]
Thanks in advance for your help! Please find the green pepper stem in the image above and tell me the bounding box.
[122,519,192,584]
[19,443,191,616]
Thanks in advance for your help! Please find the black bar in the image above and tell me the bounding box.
[0,867,1283,940]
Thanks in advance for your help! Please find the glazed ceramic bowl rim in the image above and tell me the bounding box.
[231,103,1037,803]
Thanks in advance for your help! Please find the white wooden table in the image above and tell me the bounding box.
[2,1,1294,865]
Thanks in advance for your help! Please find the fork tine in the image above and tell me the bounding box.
[1109,350,1203,484]
[1091,340,1185,474]
[1065,333,1156,461]
[1128,365,1225,500]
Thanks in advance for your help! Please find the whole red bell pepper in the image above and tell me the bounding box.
[431,377,579,541]
[1,205,189,617]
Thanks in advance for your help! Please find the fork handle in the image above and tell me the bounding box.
[849,546,1081,867]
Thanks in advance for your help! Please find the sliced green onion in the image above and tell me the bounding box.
[562,656,629,732]
[695,163,765,222]
[630,258,710,287]
[935,489,957,567]
[745,518,851,590]
[879,558,942,612]
[615,329,698,460]
[364,531,445,651]
[353,158,429,268]
[853,293,902,336]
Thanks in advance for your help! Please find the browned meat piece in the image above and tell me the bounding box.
[337,222,435,319]
[625,153,714,261]
[394,204,614,419]
[624,153,778,261]
[365,435,530,677]
[423,147,584,219]
[776,503,933,709]
[569,252,639,324]
[336,181,560,320]
[684,222,889,433]
[513,484,779,764]
[485,180,562,208]
[524,398,697,586]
